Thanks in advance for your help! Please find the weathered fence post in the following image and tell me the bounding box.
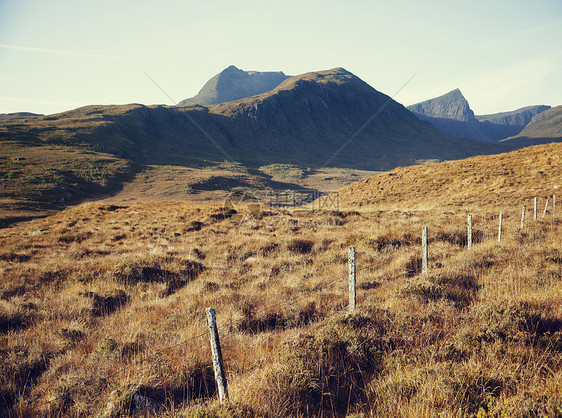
[534,197,537,220]
[467,214,473,250]
[554,194,556,218]
[498,212,503,242]
[521,205,526,229]
[422,226,428,275]
[543,199,549,218]
[206,307,228,403]
[348,246,356,312]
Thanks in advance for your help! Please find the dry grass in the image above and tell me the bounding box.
[333,142,561,211]
[0,144,561,417]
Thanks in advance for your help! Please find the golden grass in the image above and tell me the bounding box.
[0,144,561,417]
[333,142,561,211]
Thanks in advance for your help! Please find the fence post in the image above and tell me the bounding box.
[521,205,526,229]
[554,195,556,218]
[206,307,228,403]
[422,226,428,275]
[498,212,503,242]
[534,197,537,220]
[467,214,473,250]
[543,199,549,218]
[348,246,356,312]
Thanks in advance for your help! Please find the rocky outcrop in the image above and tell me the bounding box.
[407,89,490,141]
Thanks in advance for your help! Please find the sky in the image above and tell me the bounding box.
[0,0,560,115]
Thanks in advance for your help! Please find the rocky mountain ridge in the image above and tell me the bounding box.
[408,90,550,142]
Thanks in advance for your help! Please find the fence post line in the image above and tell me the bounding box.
[554,194,556,218]
[521,205,526,229]
[422,226,428,275]
[543,199,549,218]
[348,246,356,312]
[498,212,503,242]
[467,214,473,250]
[206,307,229,403]
[534,197,537,220]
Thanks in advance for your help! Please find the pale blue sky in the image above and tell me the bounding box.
[0,0,560,115]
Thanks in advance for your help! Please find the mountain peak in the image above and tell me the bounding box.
[221,65,243,74]
[178,66,290,106]
[408,88,473,122]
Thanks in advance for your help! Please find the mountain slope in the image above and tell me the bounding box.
[476,105,551,141]
[502,105,562,146]
[332,142,561,210]
[407,89,489,141]
[178,65,290,106]
[1,68,502,172]
[202,68,500,169]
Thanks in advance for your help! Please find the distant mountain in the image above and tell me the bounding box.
[0,112,42,122]
[476,105,551,141]
[407,89,489,141]
[501,105,562,146]
[408,90,550,142]
[1,68,502,171]
[178,65,290,106]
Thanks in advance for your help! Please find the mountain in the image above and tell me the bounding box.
[1,68,502,172]
[407,90,550,142]
[501,105,562,146]
[407,89,489,141]
[178,65,290,106]
[476,105,551,141]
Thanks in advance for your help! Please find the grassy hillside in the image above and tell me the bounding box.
[0,139,135,226]
[0,144,560,417]
[332,142,561,210]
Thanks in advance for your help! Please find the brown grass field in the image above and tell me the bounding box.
[0,143,561,417]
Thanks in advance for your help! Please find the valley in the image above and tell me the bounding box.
[0,143,560,416]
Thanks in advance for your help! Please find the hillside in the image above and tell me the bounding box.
[178,65,290,106]
[0,112,42,122]
[332,142,562,210]
[0,139,136,227]
[502,106,562,146]
[0,143,560,417]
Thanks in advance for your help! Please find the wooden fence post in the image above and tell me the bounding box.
[348,246,356,312]
[521,205,526,229]
[543,199,549,218]
[534,197,537,220]
[498,212,503,242]
[206,307,228,403]
[467,214,473,250]
[422,226,428,275]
